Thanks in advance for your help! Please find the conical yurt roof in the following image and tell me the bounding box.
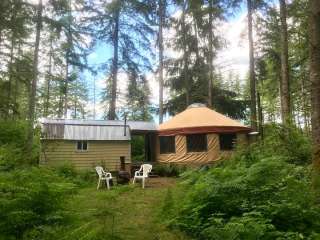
[159,103,251,135]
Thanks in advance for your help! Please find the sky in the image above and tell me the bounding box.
[83,4,250,122]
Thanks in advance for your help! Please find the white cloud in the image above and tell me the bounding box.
[215,13,249,81]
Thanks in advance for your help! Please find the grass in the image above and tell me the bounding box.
[59,177,190,240]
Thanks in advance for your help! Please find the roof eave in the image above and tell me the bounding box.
[158,126,252,136]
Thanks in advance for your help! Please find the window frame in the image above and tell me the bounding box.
[186,134,208,153]
[219,133,237,151]
[159,136,176,154]
[76,140,88,152]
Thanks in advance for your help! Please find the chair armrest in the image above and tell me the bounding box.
[105,172,112,178]
[134,170,142,177]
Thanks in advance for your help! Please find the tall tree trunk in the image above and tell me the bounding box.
[309,0,320,172]
[247,0,257,130]
[7,35,15,118]
[158,0,164,123]
[64,1,72,119]
[109,5,120,120]
[14,42,22,115]
[207,0,214,108]
[181,0,189,107]
[26,0,42,154]
[6,4,17,118]
[44,37,53,117]
[279,0,291,124]
[64,51,69,118]
[193,20,200,60]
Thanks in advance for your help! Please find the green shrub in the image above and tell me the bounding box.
[55,163,96,186]
[0,167,77,239]
[0,121,40,169]
[153,164,188,177]
[131,135,145,162]
[55,163,78,179]
[260,124,312,165]
[165,125,319,239]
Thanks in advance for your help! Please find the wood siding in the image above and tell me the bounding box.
[40,140,131,170]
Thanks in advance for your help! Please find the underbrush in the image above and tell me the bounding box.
[162,124,320,239]
[0,167,77,240]
[0,121,39,170]
[54,163,97,186]
[153,163,188,177]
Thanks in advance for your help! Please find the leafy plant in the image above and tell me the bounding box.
[153,164,187,177]
[165,125,319,239]
[0,167,77,239]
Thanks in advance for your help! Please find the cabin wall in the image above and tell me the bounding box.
[40,140,131,171]
[156,133,248,164]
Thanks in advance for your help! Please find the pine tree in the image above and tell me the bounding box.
[26,0,43,153]
[279,0,291,124]
[309,0,320,170]
[88,0,154,120]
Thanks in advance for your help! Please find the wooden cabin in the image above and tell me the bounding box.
[156,104,251,165]
[40,119,157,171]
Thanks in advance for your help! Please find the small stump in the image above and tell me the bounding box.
[117,171,130,184]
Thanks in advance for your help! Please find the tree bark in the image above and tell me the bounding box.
[44,37,53,117]
[7,34,14,118]
[64,0,72,119]
[181,0,190,107]
[279,0,291,124]
[247,0,257,130]
[207,0,214,108]
[26,0,42,153]
[64,51,69,118]
[109,4,120,120]
[309,0,320,171]
[158,0,164,123]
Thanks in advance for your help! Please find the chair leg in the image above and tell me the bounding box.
[133,177,136,184]
[106,179,110,190]
[142,178,145,189]
[97,179,100,190]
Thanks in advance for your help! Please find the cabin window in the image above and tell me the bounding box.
[76,141,88,151]
[187,134,207,152]
[219,133,237,150]
[159,136,175,154]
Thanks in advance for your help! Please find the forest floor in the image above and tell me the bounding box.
[63,177,190,240]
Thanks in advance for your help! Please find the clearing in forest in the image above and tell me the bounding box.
[63,177,189,240]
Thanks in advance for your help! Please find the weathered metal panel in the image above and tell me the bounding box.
[127,121,157,131]
[41,124,64,139]
[40,119,158,131]
[63,125,130,140]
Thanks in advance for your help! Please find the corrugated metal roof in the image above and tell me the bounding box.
[40,119,158,131]
[40,119,157,140]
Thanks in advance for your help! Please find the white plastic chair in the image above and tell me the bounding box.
[95,166,112,190]
[132,164,152,189]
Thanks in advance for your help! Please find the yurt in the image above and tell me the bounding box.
[156,103,251,165]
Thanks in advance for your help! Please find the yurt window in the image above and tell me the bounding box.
[219,134,237,150]
[186,134,207,152]
[159,136,175,154]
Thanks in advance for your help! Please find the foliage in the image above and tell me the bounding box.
[55,163,97,186]
[131,135,145,162]
[260,124,312,165]
[164,126,319,239]
[0,167,77,239]
[0,121,39,169]
[153,163,187,177]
